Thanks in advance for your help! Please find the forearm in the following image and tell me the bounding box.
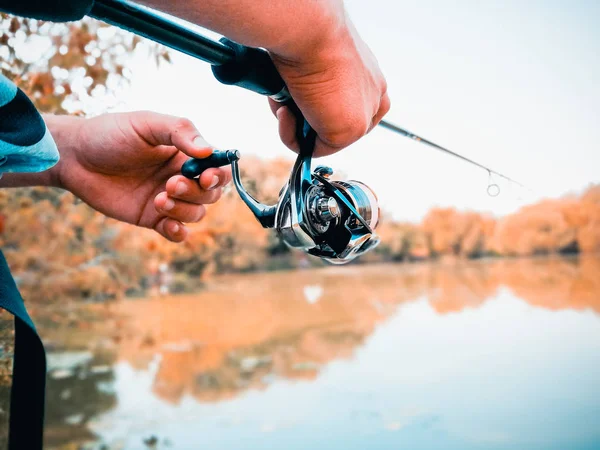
[0,167,55,188]
[0,114,81,189]
[138,0,348,60]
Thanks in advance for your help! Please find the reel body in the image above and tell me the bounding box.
[182,149,381,264]
[274,163,380,264]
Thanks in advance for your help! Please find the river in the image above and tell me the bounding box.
[26,256,600,449]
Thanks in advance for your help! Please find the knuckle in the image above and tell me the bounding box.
[193,205,206,222]
[323,115,370,148]
[132,110,153,121]
[153,194,165,211]
[383,95,392,113]
[154,220,170,239]
[380,76,389,95]
[210,188,223,203]
[173,117,194,133]
[199,206,207,222]
[382,98,391,115]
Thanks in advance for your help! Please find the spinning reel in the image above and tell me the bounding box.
[181,142,380,264]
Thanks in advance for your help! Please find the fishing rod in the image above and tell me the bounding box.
[89,0,523,189]
[88,0,522,263]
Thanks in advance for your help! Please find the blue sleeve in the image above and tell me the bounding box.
[0,0,93,22]
[0,75,59,174]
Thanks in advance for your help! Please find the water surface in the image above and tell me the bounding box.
[37,257,600,449]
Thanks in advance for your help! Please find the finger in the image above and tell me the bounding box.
[276,106,300,152]
[313,136,343,158]
[128,111,213,159]
[154,217,188,243]
[369,92,391,133]
[154,191,207,223]
[166,175,223,205]
[198,167,232,191]
[268,98,284,118]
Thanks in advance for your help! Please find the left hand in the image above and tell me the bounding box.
[50,111,231,242]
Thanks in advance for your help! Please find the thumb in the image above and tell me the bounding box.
[127,111,213,159]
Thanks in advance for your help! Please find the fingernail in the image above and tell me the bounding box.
[276,106,286,120]
[175,181,187,195]
[193,136,205,148]
[172,223,180,233]
[163,198,175,211]
[208,176,219,190]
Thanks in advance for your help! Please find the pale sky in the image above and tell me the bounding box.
[112,0,600,222]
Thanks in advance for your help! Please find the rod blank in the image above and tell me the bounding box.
[378,120,524,188]
[90,0,234,65]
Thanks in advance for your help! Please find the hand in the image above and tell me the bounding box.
[268,18,390,157]
[50,111,231,242]
[138,0,388,157]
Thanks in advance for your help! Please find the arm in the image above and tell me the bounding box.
[138,0,390,156]
[0,115,73,189]
[0,166,57,189]
[0,113,231,242]
[140,0,345,60]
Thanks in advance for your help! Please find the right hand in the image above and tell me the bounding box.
[268,18,390,157]
[50,112,231,242]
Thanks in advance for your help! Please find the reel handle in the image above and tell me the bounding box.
[181,150,240,179]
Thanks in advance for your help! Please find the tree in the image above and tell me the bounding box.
[1,14,169,114]
[0,13,169,301]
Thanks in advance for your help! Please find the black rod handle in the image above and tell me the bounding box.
[211,38,289,101]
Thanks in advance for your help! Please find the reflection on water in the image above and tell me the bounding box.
[37,256,600,450]
[45,351,116,445]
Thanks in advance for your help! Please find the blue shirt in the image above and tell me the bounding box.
[0,74,59,175]
[0,0,93,175]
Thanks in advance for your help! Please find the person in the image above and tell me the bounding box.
[0,0,389,447]
[0,0,390,243]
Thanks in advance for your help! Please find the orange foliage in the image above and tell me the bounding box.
[377,185,600,261]
[421,209,495,257]
[577,186,600,252]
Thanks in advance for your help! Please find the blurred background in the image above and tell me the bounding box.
[0,0,599,449]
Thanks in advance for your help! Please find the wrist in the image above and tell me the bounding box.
[268,3,350,63]
[42,114,85,190]
[0,114,83,189]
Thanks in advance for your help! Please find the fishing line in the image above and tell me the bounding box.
[487,172,500,197]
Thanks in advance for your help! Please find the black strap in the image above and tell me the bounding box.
[0,251,46,449]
